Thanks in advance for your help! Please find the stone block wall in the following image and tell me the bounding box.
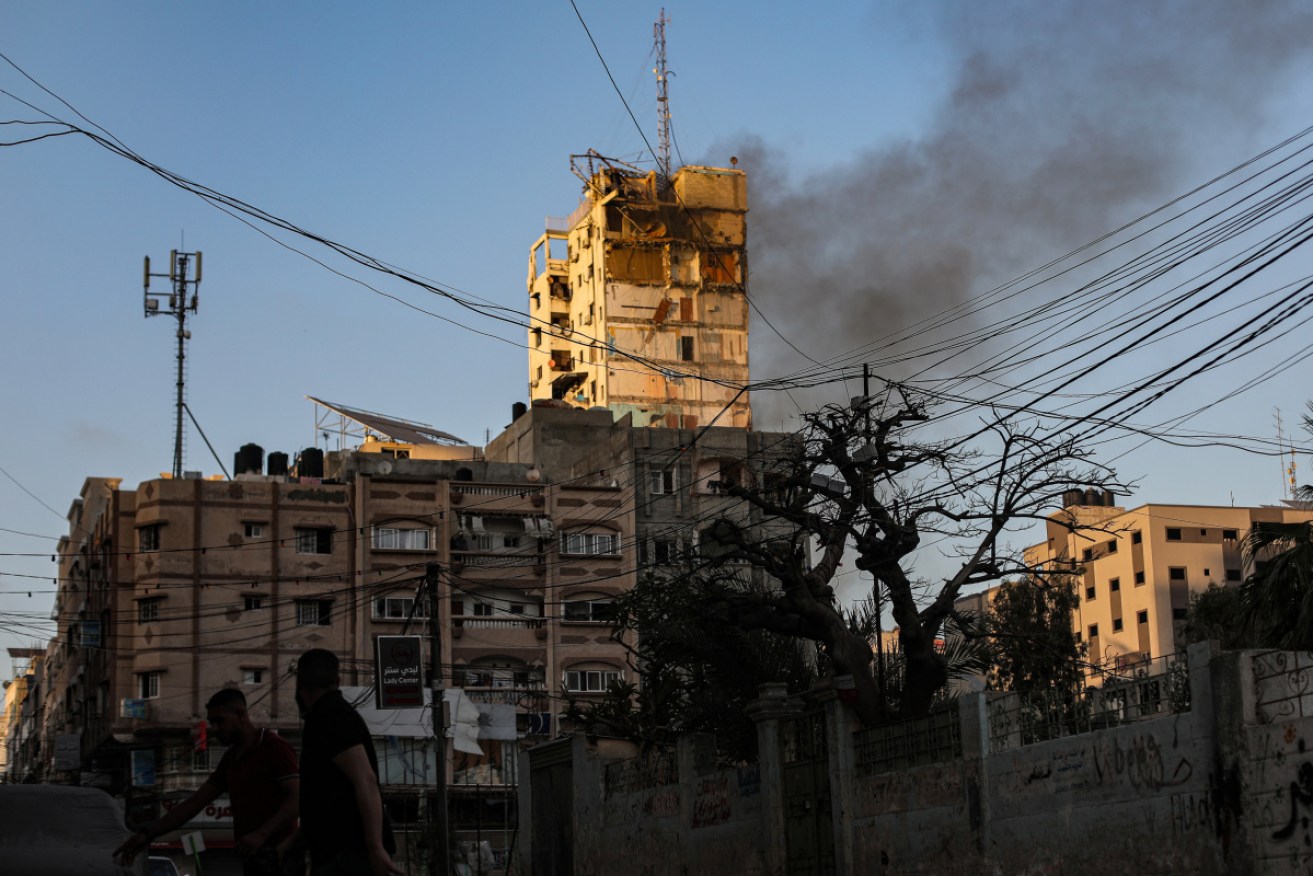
[524,643,1313,875]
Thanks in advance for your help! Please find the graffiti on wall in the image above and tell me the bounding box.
[1271,739,1313,846]
[1093,733,1193,792]
[643,786,681,819]
[692,775,731,828]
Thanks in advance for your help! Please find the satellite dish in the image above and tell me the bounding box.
[377,460,393,476]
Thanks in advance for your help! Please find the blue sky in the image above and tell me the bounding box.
[3,2,1313,675]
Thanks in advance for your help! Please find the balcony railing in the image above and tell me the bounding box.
[453,616,545,630]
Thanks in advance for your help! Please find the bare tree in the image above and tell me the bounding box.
[699,386,1118,726]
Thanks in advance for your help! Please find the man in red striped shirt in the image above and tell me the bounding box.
[115,688,301,876]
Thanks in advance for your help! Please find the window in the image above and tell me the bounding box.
[563,598,614,623]
[1203,568,1211,577]
[244,595,264,612]
[649,468,676,495]
[472,602,494,617]
[1223,529,1238,541]
[295,599,332,626]
[1073,630,1082,643]
[1088,624,1099,639]
[1082,548,1094,562]
[1169,567,1186,581]
[1112,617,1124,632]
[1131,530,1142,545]
[563,668,623,693]
[1166,528,1182,541]
[242,668,264,685]
[372,526,432,551]
[138,671,161,700]
[137,598,162,624]
[244,523,264,538]
[1200,529,1208,536]
[1085,585,1096,601]
[561,530,620,556]
[1110,578,1121,592]
[295,527,333,555]
[1135,571,1146,585]
[679,336,695,361]
[1137,610,1149,625]
[1226,568,1242,582]
[1107,540,1118,554]
[1172,608,1188,620]
[138,525,162,552]
[653,538,680,565]
[374,596,428,620]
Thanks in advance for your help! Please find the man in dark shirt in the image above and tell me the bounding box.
[115,688,300,876]
[295,648,401,876]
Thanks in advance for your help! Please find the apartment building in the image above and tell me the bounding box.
[526,156,751,430]
[1023,490,1313,670]
[21,402,639,867]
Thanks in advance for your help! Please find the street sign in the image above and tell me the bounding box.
[374,635,424,709]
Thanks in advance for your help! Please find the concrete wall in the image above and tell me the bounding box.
[525,643,1313,875]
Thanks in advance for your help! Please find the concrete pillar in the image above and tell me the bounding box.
[819,683,859,875]
[747,683,804,876]
[957,692,991,854]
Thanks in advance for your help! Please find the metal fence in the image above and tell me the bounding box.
[988,651,1191,751]
[853,706,962,776]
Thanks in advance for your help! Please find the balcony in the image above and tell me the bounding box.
[451,616,548,648]
[448,484,544,513]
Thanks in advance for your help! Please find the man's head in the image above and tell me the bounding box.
[295,648,340,714]
[205,687,252,746]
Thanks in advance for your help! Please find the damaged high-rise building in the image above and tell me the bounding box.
[526,154,751,430]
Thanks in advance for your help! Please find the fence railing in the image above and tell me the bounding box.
[854,706,961,775]
[988,651,1191,752]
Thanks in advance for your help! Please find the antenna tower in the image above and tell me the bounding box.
[143,249,203,478]
[654,8,672,182]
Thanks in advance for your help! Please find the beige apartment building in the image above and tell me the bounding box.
[21,391,797,867]
[526,156,751,429]
[1023,490,1313,670]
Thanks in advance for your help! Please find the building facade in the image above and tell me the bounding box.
[1022,491,1313,671]
[526,158,751,429]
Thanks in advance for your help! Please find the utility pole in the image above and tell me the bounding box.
[143,250,202,478]
[863,363,887,714]
[654,8,672,182]
[426,562,451,875]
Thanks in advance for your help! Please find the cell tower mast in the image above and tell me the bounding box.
[654,8,672,182]
[143,249,202,478]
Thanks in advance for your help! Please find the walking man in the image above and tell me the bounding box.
[294,648,401,875]
[115,687,300,876]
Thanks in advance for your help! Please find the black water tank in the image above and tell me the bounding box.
[297,447,325,479]
[235,443,263,476]
[267,452,289,477]
[1062,489,1082,507]
[1102,490,1116,507]
[512,401,527,422]
[1084,488,1101,506]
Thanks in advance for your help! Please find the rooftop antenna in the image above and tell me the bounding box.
[654,8,672,182]
[143,248,202,478]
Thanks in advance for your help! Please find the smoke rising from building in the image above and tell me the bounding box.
[726,1,1313,426]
